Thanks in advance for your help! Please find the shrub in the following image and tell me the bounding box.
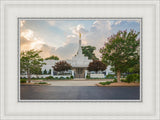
[66,77,70,79]
[20,79,26,83]
[38,82,47,84]
[99,81,113,85]
[59,77,64,79]
[70,75,73,79]
[55,77,58,79]
[113,78,117,83]
[99,82,106,85]
[46,76,54,79]
[126,74,140,83]
[121,78,127,83]
[86,75,90,79]
[106,74,115,79]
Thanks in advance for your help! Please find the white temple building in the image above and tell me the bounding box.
[41,33,114,79]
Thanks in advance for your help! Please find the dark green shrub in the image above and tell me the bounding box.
[38,82,47,84]
[99,81,113,85]
[20,79,26,83]
[70,75,73,79]
[126,74,140,83]
[113,78,117,82]
[59,77,64,79]
[106,74,115,79]
[55,77,58,79]
[66,77,70,79]
[43,69,47,74]
[121,78,127,82]
[86,75,90,79]
[99,82,106,85]
[105,81,112,85]
[46,76,54,79]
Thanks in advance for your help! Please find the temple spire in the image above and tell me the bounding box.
[79,32,81,46]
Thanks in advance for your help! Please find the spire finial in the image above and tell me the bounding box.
[79,32,81,40]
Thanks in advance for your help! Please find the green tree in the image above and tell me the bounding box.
[45,55,59,60]
[53,61,71,74]
[20,49,46,83]
[100,30,140,82]
[82,46,99,60]
[88,60,106,73]
[43,69,47,74]
[48,69,51,74]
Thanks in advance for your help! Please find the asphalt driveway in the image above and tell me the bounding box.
[20,86,140,100]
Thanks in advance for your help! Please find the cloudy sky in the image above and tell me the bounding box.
[20,19,140,60]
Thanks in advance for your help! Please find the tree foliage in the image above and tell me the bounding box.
[82,46,99,60]
[20,49,46,82]
[48,69,51,74]
[53,61,71,72]
[43,69,47,74]
[45,55,59,60]
[100,30,140,82]
[87,60,106,73]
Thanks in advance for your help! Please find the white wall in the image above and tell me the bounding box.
[20,75,51,78]
[90,74,105,78]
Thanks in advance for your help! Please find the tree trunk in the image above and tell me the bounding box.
[117,70,121,83]
[27,69,31,83]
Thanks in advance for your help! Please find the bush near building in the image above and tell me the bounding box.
[106,74,115,79]
[121,74,140,83]
[20,79,26,83]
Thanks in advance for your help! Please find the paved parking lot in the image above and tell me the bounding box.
[20,86,140,100]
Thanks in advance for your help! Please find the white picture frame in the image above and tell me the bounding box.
[0,0,159,120]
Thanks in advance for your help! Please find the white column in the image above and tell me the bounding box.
[51,68,54,76]
[72,70,74,77]
[106,68,108,76]
[85,70,88,78]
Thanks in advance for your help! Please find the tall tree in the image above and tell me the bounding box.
[20,49,46,83]
[53,61,71,74]
[100,30,140,82]
[82,46,99,60]
[45,55,59,60]
[88,60,106,73]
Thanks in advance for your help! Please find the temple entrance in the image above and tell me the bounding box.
[75,68,85,78]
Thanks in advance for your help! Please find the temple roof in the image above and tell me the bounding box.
[70,32,92,67]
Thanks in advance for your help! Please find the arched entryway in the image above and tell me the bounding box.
[74,67,85,78]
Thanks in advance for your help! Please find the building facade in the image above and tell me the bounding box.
[41,33,114,79]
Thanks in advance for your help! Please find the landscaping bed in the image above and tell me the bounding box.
[96,82,140,87]
[21,83,51,86]
[20,80,51,86]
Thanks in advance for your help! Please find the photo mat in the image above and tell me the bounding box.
[18,18,142,102]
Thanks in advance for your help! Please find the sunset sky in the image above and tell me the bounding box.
[20,19,140,60]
